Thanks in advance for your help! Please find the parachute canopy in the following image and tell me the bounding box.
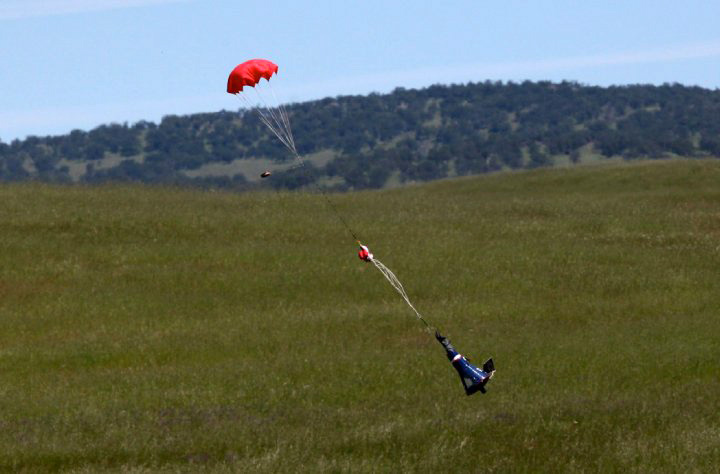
[227,59,278,94]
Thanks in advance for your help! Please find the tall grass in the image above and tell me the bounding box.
[1,160,718,472]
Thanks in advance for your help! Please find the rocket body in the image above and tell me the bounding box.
[436,332,494,395]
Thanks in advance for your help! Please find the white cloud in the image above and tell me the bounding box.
[282,40,720,101]
[467,40,720,76]
[0,0,191,20]
[2,40,719,141]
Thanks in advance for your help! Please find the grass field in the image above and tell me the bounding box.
[1,160,719,472]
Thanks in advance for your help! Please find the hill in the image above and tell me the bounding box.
[2,81,720,190]
[1,160,718,471]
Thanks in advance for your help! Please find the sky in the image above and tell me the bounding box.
[1,0,719,141]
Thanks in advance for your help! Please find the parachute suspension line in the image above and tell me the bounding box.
[371,258,433,331]
[268,84,296,153]
[235,92,360,243]
[258,90,295,152]
[239,91,295,155]
[237,92,287,151]
[290,147,360,243]
[256,85,295,153]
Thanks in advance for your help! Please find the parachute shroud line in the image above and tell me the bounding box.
[370,257,431,330]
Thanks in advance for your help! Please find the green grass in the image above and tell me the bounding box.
[1,160,719,472]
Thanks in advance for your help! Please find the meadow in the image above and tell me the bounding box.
[0,160,718,472]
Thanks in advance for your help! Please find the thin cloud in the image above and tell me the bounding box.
[0,0,191,20]
[3,40,719,140]
[466,40,720,76]
[283,40,720,100]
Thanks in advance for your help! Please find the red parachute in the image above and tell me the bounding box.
[226,59,296,156]
[227,59,278,94]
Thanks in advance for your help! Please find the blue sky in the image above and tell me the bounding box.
[1,0,719,141]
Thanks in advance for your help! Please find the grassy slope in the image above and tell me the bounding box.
[0,160,718,472]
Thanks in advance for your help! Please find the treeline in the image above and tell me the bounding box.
[2,81,719,189]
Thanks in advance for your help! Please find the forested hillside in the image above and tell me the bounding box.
[2,81,719,190]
